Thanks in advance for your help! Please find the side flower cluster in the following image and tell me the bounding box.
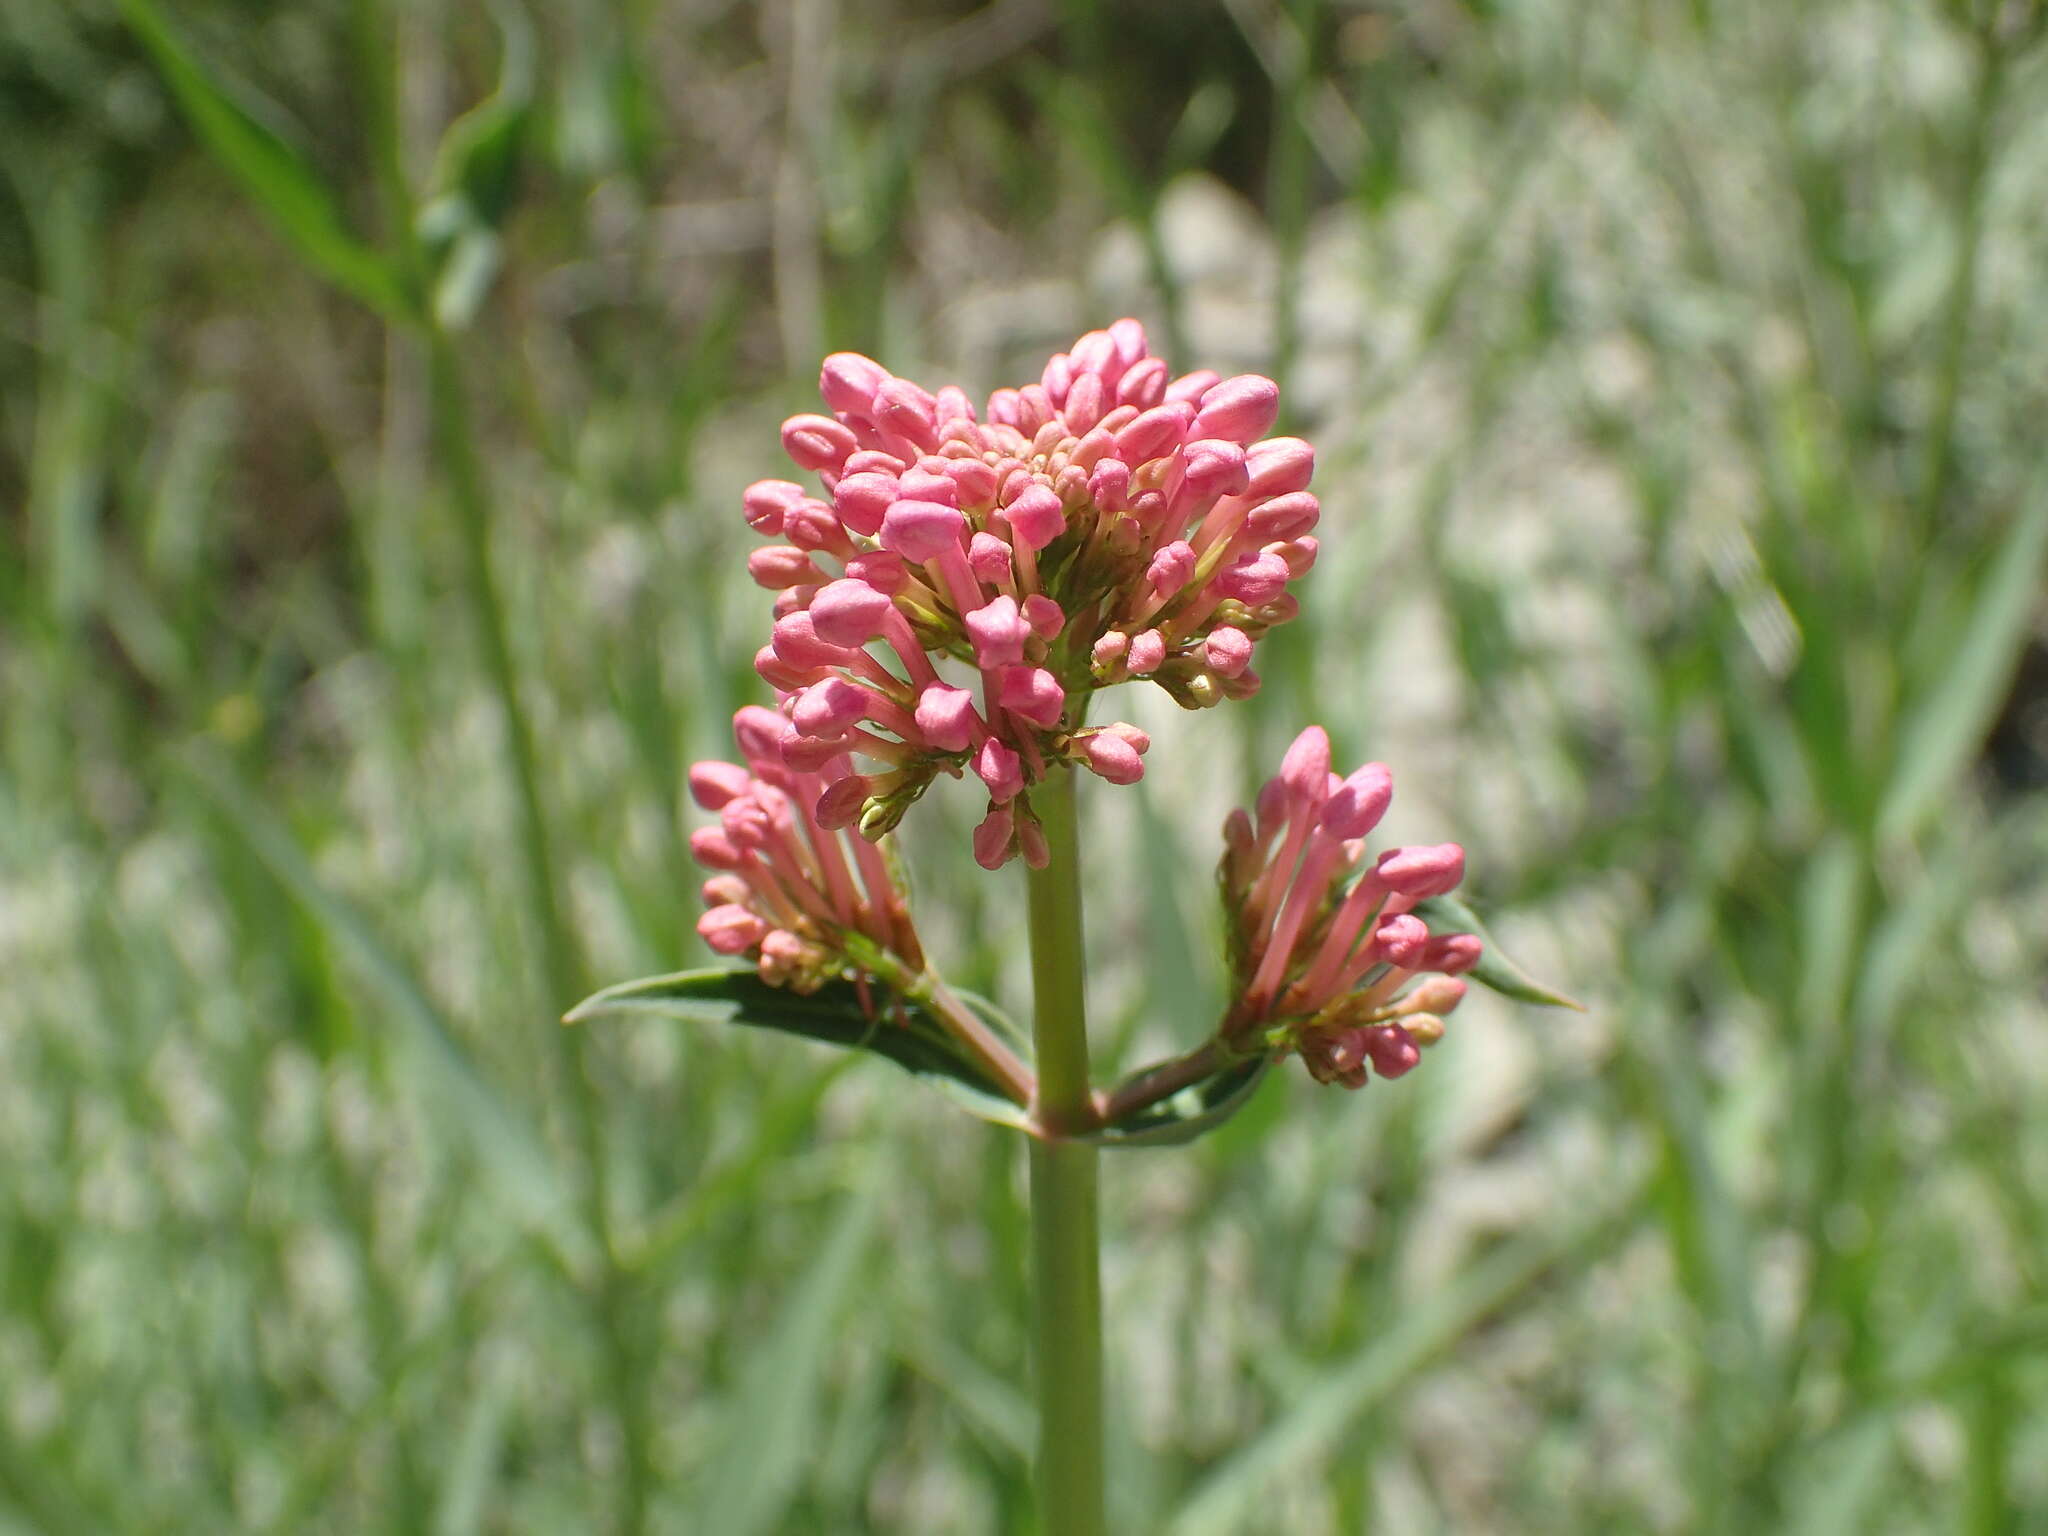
[689,705,923,996]
[742,317,1320,868]
[1220,727,1479,1089]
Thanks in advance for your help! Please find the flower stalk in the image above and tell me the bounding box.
[1024,767,1107,1536]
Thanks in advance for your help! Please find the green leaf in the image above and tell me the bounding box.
[113,0,411,321]
[1878,472,2048,844]
[176,749,587,1266]
[565,967,1033,1131]
[1410,893,1584,1010]
[1084,1056,1275,1149]
[416,2,534,329]
[1167,1170,1649,1536]
[695,1168,883,1536]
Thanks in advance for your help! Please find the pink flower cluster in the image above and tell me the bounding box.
[689,705,923,995]
[1220,727,1479,1089]
[742,318,1319,868]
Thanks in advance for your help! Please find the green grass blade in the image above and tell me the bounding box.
[113,0,412,321]
[1879,472,2048,844]
[178,746,585,1266]
[694,1168,884,1536]
[1168,1173,1648,1536]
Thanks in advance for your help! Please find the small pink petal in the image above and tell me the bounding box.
[820,353,888,416]
[772,611,856,671]
[748,545,825,589]
[1280,726,1332,804]
[1021,593,1064,640]
[1190,374,1280,445]
[1001,484,1066,551]
[969,531,1014,586]
[1116,355,1169,409]
[1244,490,1320,541]
[997,666,1066,728]
[1274,537,1317,578]
[1375,843,1466,898]
[1320,763,1394,839]
[935,384,977,424]
[754,644,811,692]
[689,826,744,871]
[1180,439,1251,501]
[1361,1024,1421,1080]
[1421,934,1483,974]
[1144,541,1196,597]
[780,413,858,472]
[814,775,871,831]
[688,761,752,810]
[973,806,1015,870]
[880,499,968,564]
[844,549,908,594]
[1405,976,1468,1015]
[975,738,1024,802]
[1114,401,1194,464]
[1204,626,1254,678]
[896,467,958,506]
[1126,629,1168,675]
[1373,914,1430,968]
[807,579,895,648]
[873,378,938,449]
[1107,317,1150,370]
[1064,370,1105,433]
[1214,550,1290,605]
[965,595,1031,669]
[1040,352,1074,405]
[1080,732,1144,785]
[782,498,841,551]
[792,676,871,738]
[1165,369,1220,406]
[914,683,979,753]
[742,479,807,535]
[833,471,900,537]
[699,903,767,955]
[1244,437,1314,498]
[1087,457,1131,511]
[946,457,998,507]
[1018,818,1050,869]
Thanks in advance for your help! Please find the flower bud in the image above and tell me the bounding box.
[742,479,807,535]
[689,761,752,810]
[820,352,888,415]
[881,499,967,564]
[1191,374,1280,445]
[998,666,1066,728]
[781,413,858,472]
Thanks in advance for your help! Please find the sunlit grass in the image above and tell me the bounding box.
[3,0,2046,1530]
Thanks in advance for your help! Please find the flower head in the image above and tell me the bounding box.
[689,706,923,994]
[742,320,1318,866]
[1219,727,1479,1088]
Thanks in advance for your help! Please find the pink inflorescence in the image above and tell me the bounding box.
[1220,726,1480,1089]
[689,705,924,995]
[743,318,1318,868]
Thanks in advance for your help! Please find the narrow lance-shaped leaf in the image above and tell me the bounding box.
[565,967,1034,1132]
[1085,1056,1275,1149]
[1411,893,1584,1010]
[1878,469,2048,845]
[114,0,412,321]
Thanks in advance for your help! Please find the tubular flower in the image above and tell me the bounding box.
[689,705,924,995]
[1218,727,1480,1088]
[742,319,1319,867]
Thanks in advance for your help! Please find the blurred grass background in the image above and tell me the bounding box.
[5,0,2048,1530]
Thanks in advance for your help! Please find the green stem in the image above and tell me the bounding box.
[1025,769,1106,1536]
[1099,1035,1236,1125]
